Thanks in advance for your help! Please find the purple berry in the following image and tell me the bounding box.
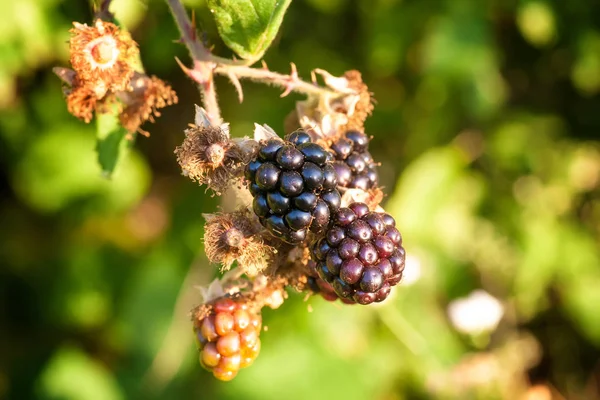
[327,130,378,190]
[309,202,405,304]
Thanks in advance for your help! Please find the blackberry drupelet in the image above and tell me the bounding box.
[245,131,341,244]
[330,130,379,190]
[193,297,262,381]
[310,202,405,305]
[306,260,356,304]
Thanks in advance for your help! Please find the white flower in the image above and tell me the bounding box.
[448,290,504,335]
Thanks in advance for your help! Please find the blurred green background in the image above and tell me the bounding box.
[1,0,600,399]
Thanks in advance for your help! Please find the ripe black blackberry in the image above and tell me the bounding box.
[245,131,341,244]
[330,130,378,191]
[310,202,405,305]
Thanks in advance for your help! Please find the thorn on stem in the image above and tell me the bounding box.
[279,63,299,98]
[227,72,244,103]
[175,57,191,76]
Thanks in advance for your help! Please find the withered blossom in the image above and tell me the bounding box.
[175,124,255,194]
[69,19,139,96]
[66,82,98,123]
[118,73,178,136]
[339,70,374,132]
[58,20,177,133]
[203,211,274,276]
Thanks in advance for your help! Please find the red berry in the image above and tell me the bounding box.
[212,366,237,381]
[200,342,221,368]
[193,297,263,381]
[214,312,234,336]
[200,315,218,342]
[233,309,250,331]
[217,332,241,357]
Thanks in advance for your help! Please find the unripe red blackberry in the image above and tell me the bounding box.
[310,203,405,304]
[193,297,262,381]
[245,131,341,244]
[330,130,379,191]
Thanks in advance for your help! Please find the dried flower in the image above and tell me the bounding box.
[69,19,139,96]
[118,73,178,136]
[203,211,274,276]
[339,70,374,132]
[340,187,384,210]
[66,82,98,123]
[175,124,253,194]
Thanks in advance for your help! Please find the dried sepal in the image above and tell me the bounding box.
[339,70,374,132]
[262,240,313,290]
[69,19,139,96]
[195,105,215,129]
[247,275,288,310]
[194,278,227,306]
[293,69,373,140]
[296,93,361,141]
[53,67,77,86]
[253,123,280,142]
[203,210,274,276]
[66,82,98,123]
[118,73,178,136]
[175,124,252,194]
[340,187,385,211]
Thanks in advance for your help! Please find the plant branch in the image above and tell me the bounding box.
[214,63,343,101]
[166,0,209,62]
[165,0,248,66]
[166,0,354,124]
[166,0,223,125]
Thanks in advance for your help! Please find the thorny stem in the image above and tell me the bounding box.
[214,63,341,100]
[166,0,351,125]
[166,0,223,125]
[166,0,209,62]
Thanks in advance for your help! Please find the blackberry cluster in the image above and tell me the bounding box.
[193,297,262,381]
[310,202,405,305]
[245,131,341,244]
[330,130,379,191]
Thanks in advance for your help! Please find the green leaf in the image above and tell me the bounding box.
[208,0,292,62]
[96,111,129,178]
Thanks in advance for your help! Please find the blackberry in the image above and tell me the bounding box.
[310,202,405,305]
[306,260,356,304]
[193,297,262,381]
[245,131,341,244]
[330,130,379,191]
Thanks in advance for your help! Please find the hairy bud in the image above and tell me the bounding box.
[203,211,274,276]
[175,125,254,194]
